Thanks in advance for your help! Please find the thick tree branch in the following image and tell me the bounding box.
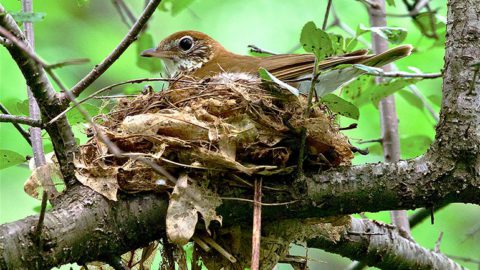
[67,0,162,98]
[308,218,464,270]
[2,159,475,270]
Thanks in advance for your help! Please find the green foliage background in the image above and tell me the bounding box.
[0,0,478,269]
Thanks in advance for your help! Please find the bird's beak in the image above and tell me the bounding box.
[140,48,159,58]
[140,48,174,59]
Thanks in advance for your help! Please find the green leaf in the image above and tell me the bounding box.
[340,75,375,106]
[76,0,89,7]
[158,0,195,16]
[370,78,420,107]
[300,21,333,60]
[358,24,407,44]
[136,32,163,73]
[0,149,25,170]
[16,99,30,116]
[328,34,359,54]
[386,0,396,6]
[398,90,424,110]
[259,68,299,96]
[321,94,360,120]
[10,12,46,23]
[400,135,433,159]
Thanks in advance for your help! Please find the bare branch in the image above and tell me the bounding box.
[68,0,162,98]
[112,0,137,28]
[322,0,333,30]
[0,114,43,127]
[362,70,443,79]
[46,58,90,69]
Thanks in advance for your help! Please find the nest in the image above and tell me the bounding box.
[74,76,354,201]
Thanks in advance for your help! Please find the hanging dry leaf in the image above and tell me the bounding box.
[24,162,61,199]
[166,174,222,245]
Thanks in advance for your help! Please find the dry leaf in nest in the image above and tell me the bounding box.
[166,174,222,245]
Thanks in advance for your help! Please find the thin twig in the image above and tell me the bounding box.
[247,44,277,55]
[68,0,162,98]
[112,0,133,28]
[91,95,138,99]
[0,114,43,127]
[322,0,333,30]
[191,236,211,252]
[0,103,31,144]
[357,138,383,144]
[434,231,443,253]
[48,77,175,125]
[251,179,262,270]
[199,234,237,263]
[33,190,48,244]
[46,58,90,69]
[362,70,442,79]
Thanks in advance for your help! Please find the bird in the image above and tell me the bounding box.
[141,30,412,95]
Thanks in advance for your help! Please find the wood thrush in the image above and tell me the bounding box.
[141,30,412,93]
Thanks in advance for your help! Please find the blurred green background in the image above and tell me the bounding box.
[0,0,478,269]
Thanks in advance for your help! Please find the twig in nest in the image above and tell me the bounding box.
[48,77,178,125]
[191,235,211,252]
[198,234,237,263]
[251,178,262,270]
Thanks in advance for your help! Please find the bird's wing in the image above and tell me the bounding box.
[298,45,414,97]
[262,49,370,80]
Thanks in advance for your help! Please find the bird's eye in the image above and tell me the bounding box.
[178,36,194,51]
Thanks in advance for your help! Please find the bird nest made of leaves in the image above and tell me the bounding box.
[75,75,354,200]
[72,75,354,268]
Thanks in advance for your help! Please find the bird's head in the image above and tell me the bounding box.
[141,30,222,75]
